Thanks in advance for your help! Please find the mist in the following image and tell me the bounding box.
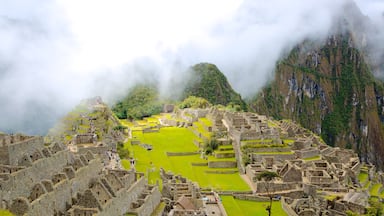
[0,0,382,134]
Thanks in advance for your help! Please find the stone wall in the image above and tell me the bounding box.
[251,153,295,163]
[128,186,161,216]
[295,148,320,159]
[97,176,147,216]
[233,195,269,202]
[22,157,103,216]
[1,149,70,201]
[166,152,200,156]
[208,161,237,168]
[6,137,45,166]
[255,182,298,193]
[77,146,110,155]
[214,152,235,158]
[281,197,298,216]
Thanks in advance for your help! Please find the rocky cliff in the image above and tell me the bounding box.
[251,33,384,170]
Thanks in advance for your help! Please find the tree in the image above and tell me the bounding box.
[178,96,211,109]
[257,171,279,216]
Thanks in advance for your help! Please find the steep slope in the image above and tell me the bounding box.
[47,96,124,144]
[112,84,163,119]
[251,34,384,169]
[183,63,248,111]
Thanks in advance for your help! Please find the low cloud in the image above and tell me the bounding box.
[0,0,382,134]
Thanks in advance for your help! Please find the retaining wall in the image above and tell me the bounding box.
[208,161,237,168]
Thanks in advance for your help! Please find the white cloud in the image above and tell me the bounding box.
[0,0,382,134]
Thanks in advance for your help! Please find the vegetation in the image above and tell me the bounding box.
[117,141,130,159]
[122,124,249,191]
[204,139,219,155]
[178,96,211,109]
[221,195,287,216]
[250,34,384,169]
[256,171,280,216]
[366,197,383,216]
[47,98,120,144]
[183,63,247,111]
[0,210,14,216]
[112,84,163,119]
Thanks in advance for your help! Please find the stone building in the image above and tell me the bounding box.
[0,133,160,216]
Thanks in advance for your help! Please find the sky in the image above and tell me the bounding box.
[0,0,383,134]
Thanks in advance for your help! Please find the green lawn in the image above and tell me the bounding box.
[358,171,368,184]
[370,183,382,197]
[303,155,321,161]
[0,209,14,216]
[282,139,295,144]
[123,126,249,191]
[221,195,287,216]
[199,117,213,127]
[193,121,211,139]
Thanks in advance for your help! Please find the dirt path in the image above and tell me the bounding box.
[241,174,256,192]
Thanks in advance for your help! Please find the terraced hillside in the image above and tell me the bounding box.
[120,113,250,191]
[115,107,384,215]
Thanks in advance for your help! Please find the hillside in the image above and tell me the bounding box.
[112,63,247,120]
[183,63,247,111]
[112,84,163,120]
[251,33,384,170]
[47,96,124,145]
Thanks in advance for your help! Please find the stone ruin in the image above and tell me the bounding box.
[160,168,227,216]
[201,108,373,215]
[0,133,160,216]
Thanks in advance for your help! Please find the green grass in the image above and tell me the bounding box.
[242,139,274,144]
[267,120,278,128]
[370,183,382,197]
[0,209,14,216]
[303,155,321,161]
[124,126,249,191]
[282,139,295,144]
[215,150,235,154]
[199,117,213,127]
[358,171,368,184]
[193,121,211,139]
[218,146,233,151]
[364,181,371,189]
[324,194,339,201]
[221,195,287,216]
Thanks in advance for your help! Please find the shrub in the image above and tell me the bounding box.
[117,141,130,159]
[204,139,219,155]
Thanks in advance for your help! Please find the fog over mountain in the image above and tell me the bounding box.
[0,0,383,134]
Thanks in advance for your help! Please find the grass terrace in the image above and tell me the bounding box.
[241,139,288,149]
[193,121,211,139]
[123,124,249,191]
[303,155,322,161]
[282,139,295,145]
[221,195,288,216]
[199,117,213,127]
[370,183,382,197]
[358,171,368,183]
